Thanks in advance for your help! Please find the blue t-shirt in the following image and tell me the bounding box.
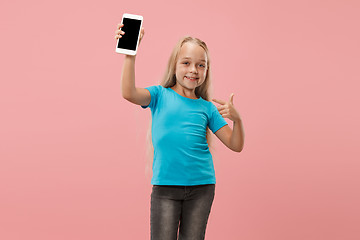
[141,85,228,186]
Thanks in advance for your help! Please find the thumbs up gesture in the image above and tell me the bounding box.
[213,93,241,122]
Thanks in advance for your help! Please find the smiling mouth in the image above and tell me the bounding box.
[185,76,199,81]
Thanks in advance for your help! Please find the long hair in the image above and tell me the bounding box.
[145,36,214,178]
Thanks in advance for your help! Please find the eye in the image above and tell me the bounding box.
[199,64,206,68]
[183,62,189,65]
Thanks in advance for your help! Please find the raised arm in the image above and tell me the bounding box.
[213,94,245,152]
[115,23,151,106]
[121,55,151,106]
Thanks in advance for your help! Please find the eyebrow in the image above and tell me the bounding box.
[181,57,206,62]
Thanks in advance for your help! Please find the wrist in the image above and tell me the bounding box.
[233,116,242,123]
[125,55,136,61]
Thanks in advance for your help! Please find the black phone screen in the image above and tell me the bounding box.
[117,18,142,51]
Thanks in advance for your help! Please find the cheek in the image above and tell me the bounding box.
[175,66,185,75]
[201,69,207,78]
[199,72,207,83]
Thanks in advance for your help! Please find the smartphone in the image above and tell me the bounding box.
[115,13,143,55]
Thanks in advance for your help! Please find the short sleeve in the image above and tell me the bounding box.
[141,85,162,109]
[208,102,228,134]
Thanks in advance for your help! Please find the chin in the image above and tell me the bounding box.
[186,83,198,89]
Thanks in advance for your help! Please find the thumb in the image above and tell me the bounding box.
[229,93,234,104]
[139,28,145,43]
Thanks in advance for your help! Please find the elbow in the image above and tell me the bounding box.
[232,144,244,153]
[122,88,136,102]
[233,148,242,153]
[122,94,130,101]
[122,92,133,101]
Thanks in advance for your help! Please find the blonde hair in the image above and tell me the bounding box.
[145,36,215,178]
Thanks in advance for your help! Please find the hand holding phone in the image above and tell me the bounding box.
[115,13,143,55]
[115,24,144,45]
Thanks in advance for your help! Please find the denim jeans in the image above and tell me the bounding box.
[150,184,215,240]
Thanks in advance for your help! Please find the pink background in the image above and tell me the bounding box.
[1,0,359,239]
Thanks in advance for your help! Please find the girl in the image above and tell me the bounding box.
[115,23,244,240]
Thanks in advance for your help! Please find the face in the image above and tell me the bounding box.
[175,42,208,91]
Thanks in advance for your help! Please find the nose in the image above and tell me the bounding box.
[190,64,198,74]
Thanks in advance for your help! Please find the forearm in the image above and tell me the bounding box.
[121,55,137,99]
[230,118,245,152]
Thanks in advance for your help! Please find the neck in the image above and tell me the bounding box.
[171,84,198,99]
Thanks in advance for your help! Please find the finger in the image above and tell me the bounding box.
[139,28,145,42]
[213,98,226,105]
[222,114,231,119]
[220,112,230,118]
[229,93,234,104]
[115,32,124,39]
[115,33,123,39]
[117,23,124,29]
[115,30,125,35]
[219,109,229,115]
[217,105,226,111]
